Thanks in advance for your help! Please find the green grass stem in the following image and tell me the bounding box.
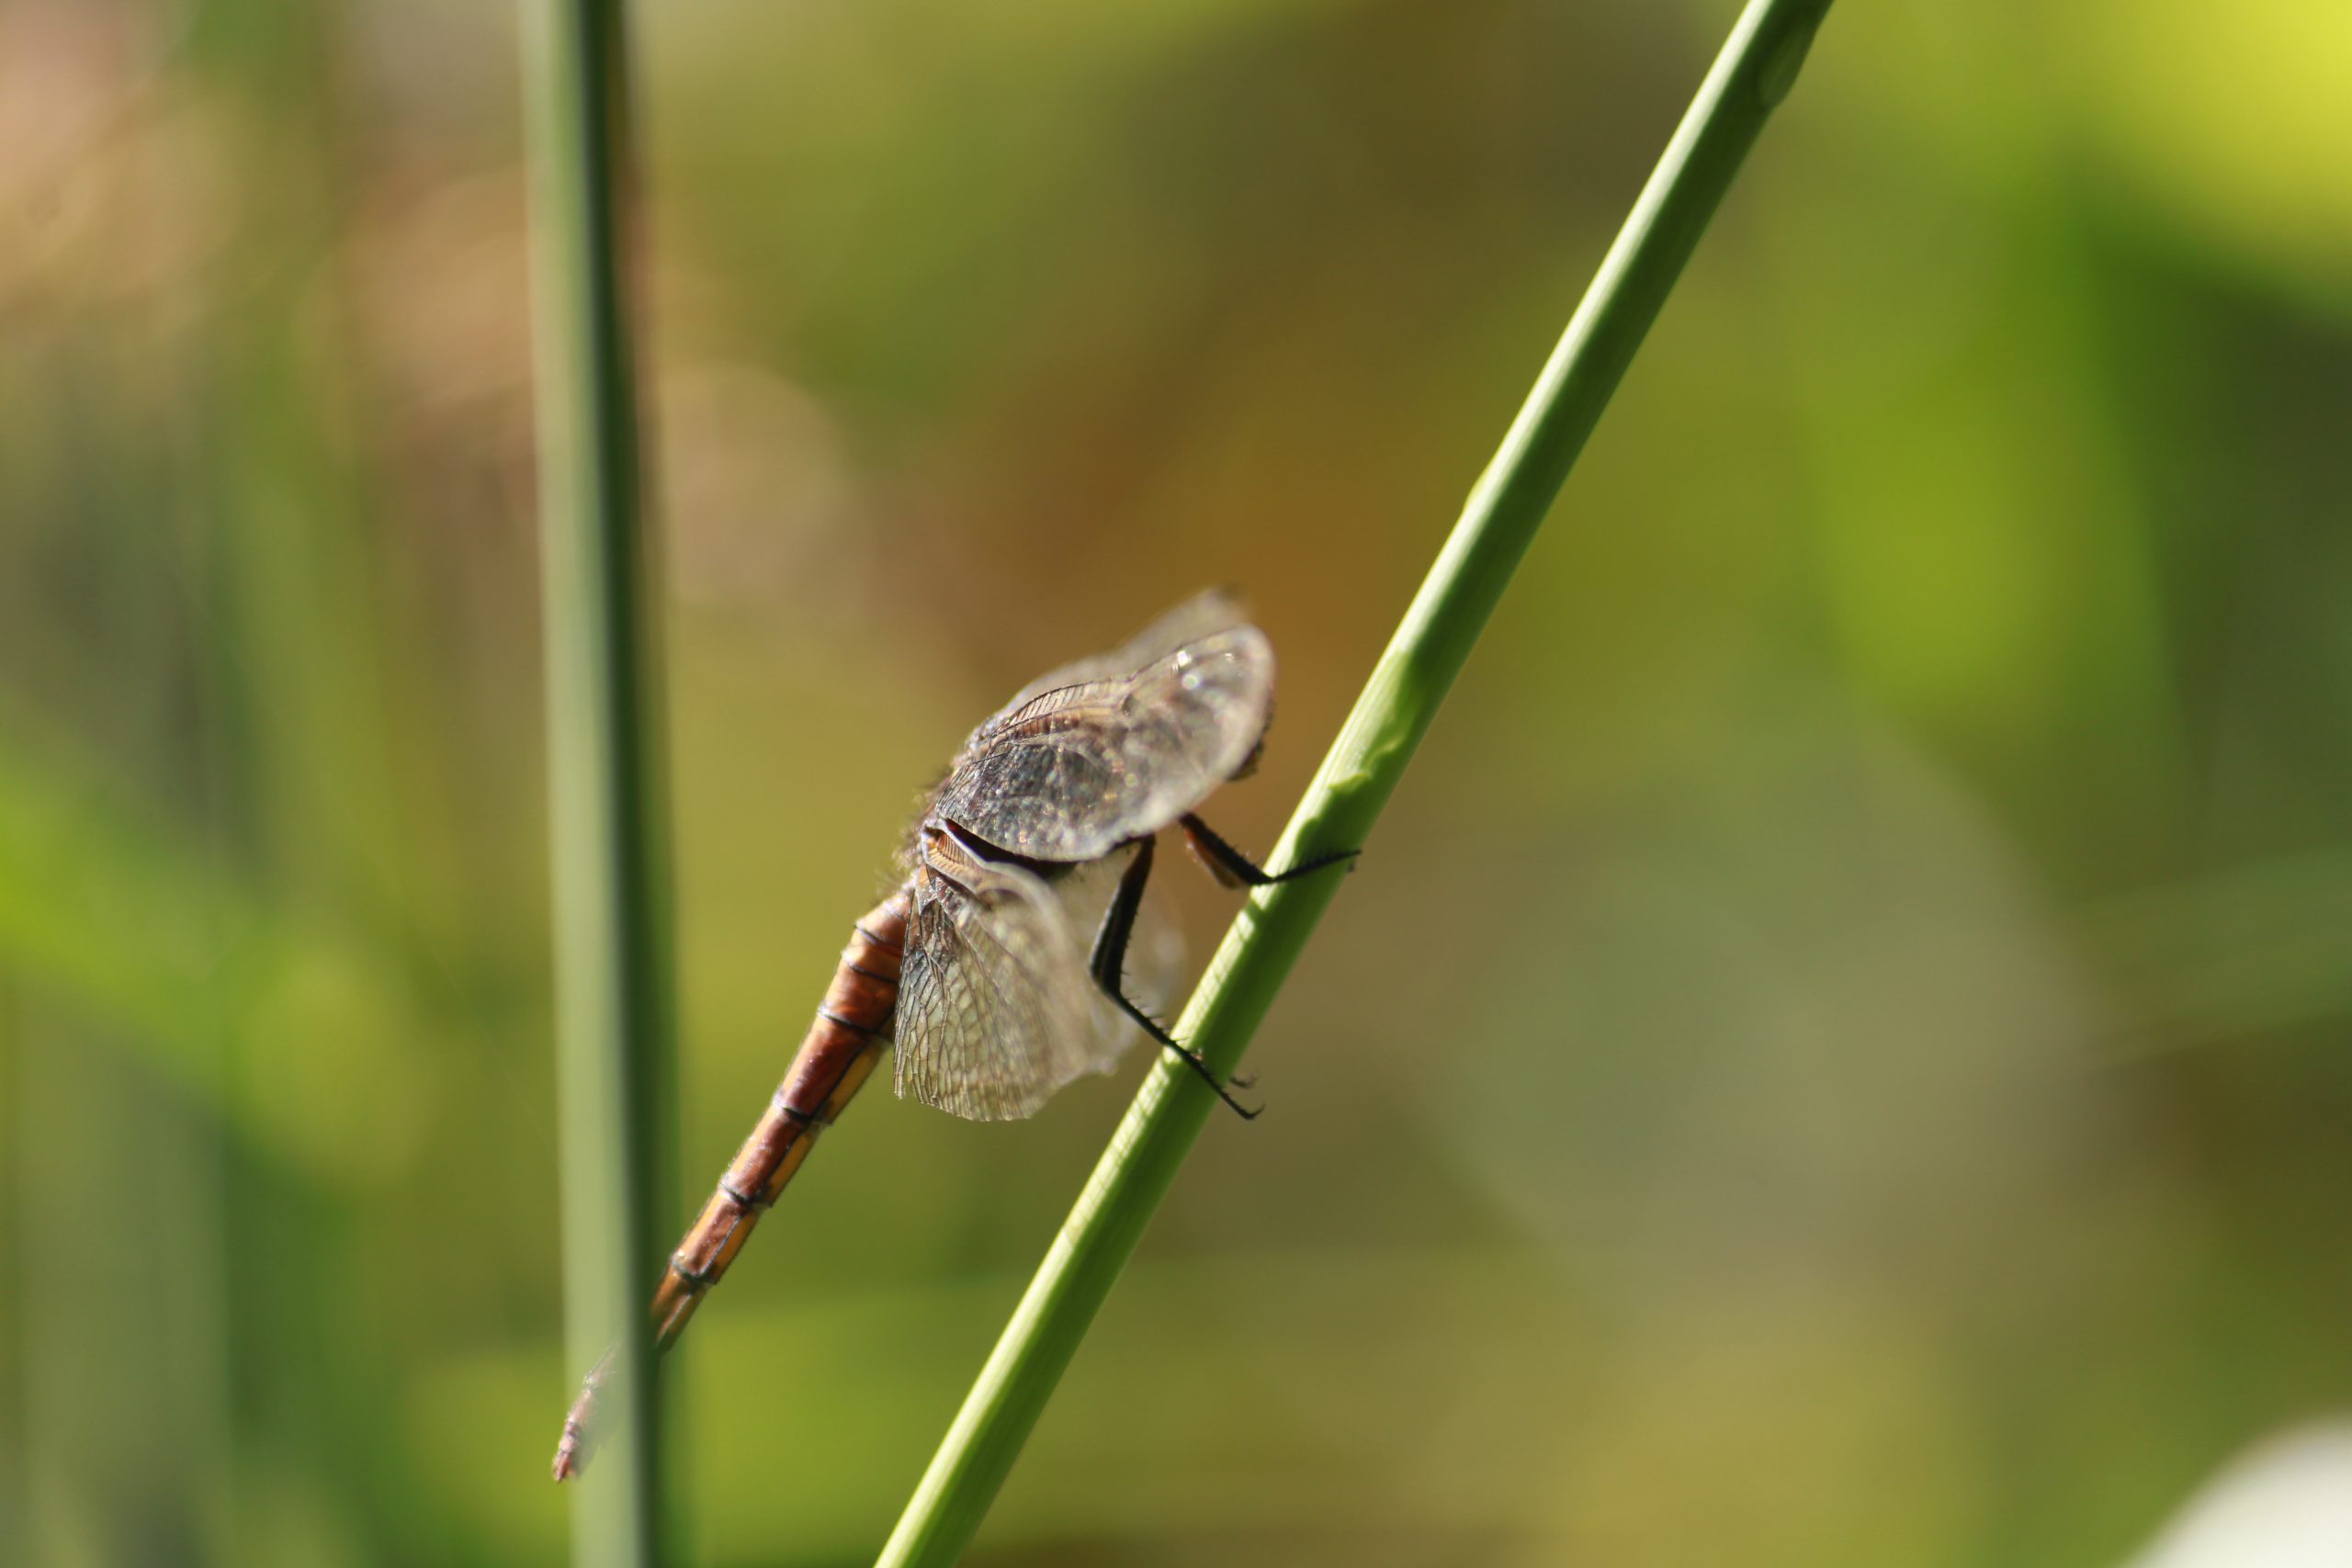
[522,1,678,1564]
[875,2,1833,1562]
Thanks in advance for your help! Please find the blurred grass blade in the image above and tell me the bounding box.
[876,1,1834,1562]
[522,0,678,1563]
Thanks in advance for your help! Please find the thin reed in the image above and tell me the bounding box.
[522,0,679,1564]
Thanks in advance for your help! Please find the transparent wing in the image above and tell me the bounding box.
[933,624,1274,863]
[1000,589,1253,712]
[894,829,1130,1122]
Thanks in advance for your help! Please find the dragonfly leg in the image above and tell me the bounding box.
[1179,813,1360,890]
[1090,834,1262,1120]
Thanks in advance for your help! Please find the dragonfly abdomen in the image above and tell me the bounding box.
[552,883,913,1481]
[650,886,910,1340]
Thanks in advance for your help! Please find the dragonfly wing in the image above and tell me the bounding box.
[1000,589,1253,712]
[934,624,1274,863]
[895,830,1128,1122]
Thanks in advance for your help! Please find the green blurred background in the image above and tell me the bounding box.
[5,1,2350,1564]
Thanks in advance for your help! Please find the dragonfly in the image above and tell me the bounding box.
[553,589,1353,1480]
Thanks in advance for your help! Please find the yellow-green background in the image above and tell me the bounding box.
[4,1,2348,1564]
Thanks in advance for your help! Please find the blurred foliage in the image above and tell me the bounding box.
[3,1,2348,1565]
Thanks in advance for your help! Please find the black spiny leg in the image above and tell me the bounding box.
[1090,834,1261,1120]
[1179,813,1360,890]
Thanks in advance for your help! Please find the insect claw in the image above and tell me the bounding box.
[1283,846,1363,878]
[1148,1037,1262,1120]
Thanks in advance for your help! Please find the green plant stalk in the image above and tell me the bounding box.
[876,2,1832,1562]
[522,1,678,1565]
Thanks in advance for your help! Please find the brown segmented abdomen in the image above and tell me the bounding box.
[552,883,913,1481]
